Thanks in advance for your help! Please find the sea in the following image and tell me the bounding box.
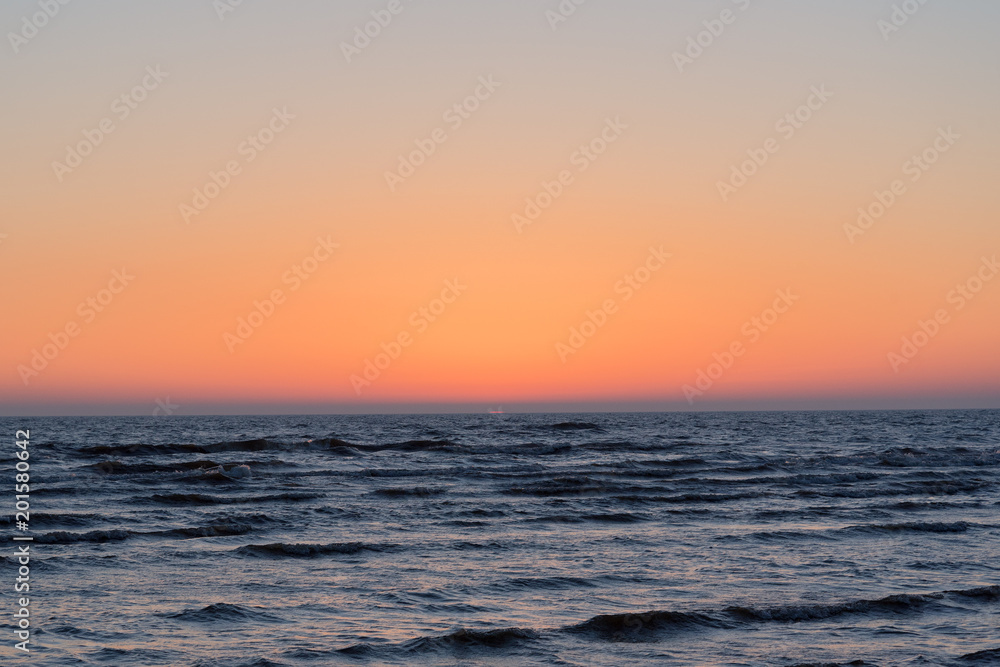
[2,410,998,666]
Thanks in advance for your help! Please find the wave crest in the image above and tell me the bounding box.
[234,542,396,558]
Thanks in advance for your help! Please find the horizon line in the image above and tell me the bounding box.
[3,402,998,419]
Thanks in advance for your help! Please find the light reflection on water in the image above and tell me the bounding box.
[1,410,998,665]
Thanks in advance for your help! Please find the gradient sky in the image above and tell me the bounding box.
[2,0,999,415]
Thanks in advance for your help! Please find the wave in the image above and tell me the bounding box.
[163,603,282,624]
[202,464,254,482]
[189,658,290,667]
[358,466,466,479]
[456,508,506,518]
[80,437,356,457]
[886,499,985,511]
[570,585,1000,639]
[549,421,602,431]
[745,529,840,542]
[958,647,1000,662]
[87,647,179,663]
[722,594,941,623]
[508,442,574,455]
[739,521,986,542]
[358,439,462,452]
[48,623,135,641]
[371,486,447,497]
[873,445,1000,468]
[148,492,232,505]
[0,555,68,571]
[776,472,884,485]
[36,529,133,544]
[575,440,649,453]
[152,522,257,539]
[568,610,724,637]
[794,478,992,498]
[787,662,873,667]
[0,512,100,528]
[632,456,708,467]
[401,627,541,652]
[343,584,1000,653]
[623,491,768,504]
[502,576,597,590]
[69,436,1000,473]
[527,512,649,524]
[950,585,1000,601]
[145,491,323,505]
[37,519,267,544]
[77,438,465,462]
[584,512,649,522]
[502,475,617,496]
[446,520,490,527]
[88,460,289,484]
[88,459,223,474]
[839,521,982,535]
[335,626,542,658]
[233,542,397,558]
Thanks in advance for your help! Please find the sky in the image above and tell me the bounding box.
[2,0,999,416]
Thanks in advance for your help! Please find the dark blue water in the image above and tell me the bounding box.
[3,410,999,666]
